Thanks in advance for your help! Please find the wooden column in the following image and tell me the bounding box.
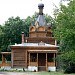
[11,50,13,67]
[55,53,57,66]
[55,40,57,46]
[2,54,5,64]
[54,53,55,66]
[25,50,27,67]
[46,53,47,71]
[29,53,30,66]
[37,53,38,67]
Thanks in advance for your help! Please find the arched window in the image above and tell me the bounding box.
[30,26,35,32]
[38,26,45,31]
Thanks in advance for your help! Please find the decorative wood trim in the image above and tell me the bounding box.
[11,46,59,50]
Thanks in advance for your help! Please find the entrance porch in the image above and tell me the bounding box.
[0,52,11,67]
[28,53,56,71]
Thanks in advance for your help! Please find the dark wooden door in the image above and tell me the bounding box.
[38,53,46,71]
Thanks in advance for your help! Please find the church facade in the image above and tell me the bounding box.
[10,3,59,71]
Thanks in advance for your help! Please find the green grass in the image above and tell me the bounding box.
[27,72,75,75]
[0,69,75,75]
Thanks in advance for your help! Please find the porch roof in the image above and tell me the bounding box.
[28,50,58,53]
[10,43,59,47]
[0,52,11,55]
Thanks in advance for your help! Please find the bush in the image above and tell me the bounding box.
[64,63,75,73]
[57,50,75,73]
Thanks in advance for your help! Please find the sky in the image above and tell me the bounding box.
[0,0,61,25]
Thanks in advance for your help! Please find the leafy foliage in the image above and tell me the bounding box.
[54,0,75,73]
[58,50,75,73]
[0,16,32,52]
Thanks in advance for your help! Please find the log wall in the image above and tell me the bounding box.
[12,49,27,68]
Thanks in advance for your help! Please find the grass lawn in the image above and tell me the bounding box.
[27,72,75,75]
[0,72,74,75]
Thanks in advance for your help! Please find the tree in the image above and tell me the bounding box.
[0,16,32,52]
[45,14,55,29]
[54,0,75,73]
[0,25,4,51]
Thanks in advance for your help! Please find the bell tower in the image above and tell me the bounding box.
[29,3,53,37]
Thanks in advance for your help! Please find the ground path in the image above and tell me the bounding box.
[0,72,74,75]
[0,72,39,75]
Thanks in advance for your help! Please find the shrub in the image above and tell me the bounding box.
[57,50,75,73]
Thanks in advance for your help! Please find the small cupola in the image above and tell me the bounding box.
[38,3,44,15]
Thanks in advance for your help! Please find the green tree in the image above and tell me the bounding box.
[45,14,55,29]
[0,16,32,52]
[0,25,4,51]
[54,0,75,73]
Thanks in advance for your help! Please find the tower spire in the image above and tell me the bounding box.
[35,2,46,26]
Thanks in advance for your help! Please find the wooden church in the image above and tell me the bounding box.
[10,3,59,71]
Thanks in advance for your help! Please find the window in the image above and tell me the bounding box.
[30,53,37,62]
[47,53,54,62]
